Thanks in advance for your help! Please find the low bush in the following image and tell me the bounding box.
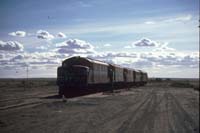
[170,81,194,88]
[193,84,199,91]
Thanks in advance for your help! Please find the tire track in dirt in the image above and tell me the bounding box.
[94,91,152,125]
[116,89,159,133]
[164,92,176,133]
[72,89,155,133]
[167,92,199,133]
[117,89,170,133]
[0,101,43,110]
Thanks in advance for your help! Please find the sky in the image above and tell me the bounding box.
[0,0,199,78]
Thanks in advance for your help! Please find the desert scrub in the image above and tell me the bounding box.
[193,84,199,91]
[170,81,194,88]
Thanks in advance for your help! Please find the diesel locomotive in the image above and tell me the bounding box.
[57,56,148,96]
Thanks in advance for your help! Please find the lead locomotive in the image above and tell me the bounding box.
[57,56,148,96]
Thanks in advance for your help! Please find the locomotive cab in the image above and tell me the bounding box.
[57,65,89,87]
[69,65,89,86]
[57,65,89,96]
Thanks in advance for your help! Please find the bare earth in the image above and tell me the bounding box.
[0,81,199,133]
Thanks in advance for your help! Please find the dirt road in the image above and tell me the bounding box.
[0,83,199,133]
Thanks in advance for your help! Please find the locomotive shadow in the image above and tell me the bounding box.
[42,95,62,99]
[42,91,96,99]
[62,85,136,98]
[44,84,140,99]
[42,89,99,99]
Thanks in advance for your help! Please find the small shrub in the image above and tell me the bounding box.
[170,81,193,88]
[155,78,163,82]
[45,81,56,86]
[193,84,199,91]
[165,78,171,81]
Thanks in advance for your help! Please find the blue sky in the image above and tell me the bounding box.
[0,0,199,78]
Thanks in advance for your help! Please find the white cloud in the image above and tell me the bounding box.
[0,49,198,78]
[88,51,199,69]
[164,15,192,23]
[124,45,132,49]
[125,38,176,52]
[0,52,63,69]
[0,32,198,78]
[0,54,3,59]
[0,40,24,51]
[56,39,95,54]
[104,43,111,47]
[153,43,175,52]
[88,51,138,59]
[8,31,26,37]
[11,55,24,60]
[143,15,192,26]
[57,32,67,38]
[36,46,48,50]
[37,30,54,40]
[0,38,188,72]
[144,21,155,25]
[132,38,159,47]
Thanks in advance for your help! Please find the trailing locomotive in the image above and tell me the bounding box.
[57,56,148,96]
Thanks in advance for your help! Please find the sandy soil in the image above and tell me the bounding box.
[0,82,199,133]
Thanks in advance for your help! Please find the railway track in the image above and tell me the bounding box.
[0,101,43,110]
[0,91,57,102]
[0,96,39,103]
[0,92,57,111]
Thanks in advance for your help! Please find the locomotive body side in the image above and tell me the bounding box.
[139,71,148,85]
[139,70,144,85]
[124,68,134,83]
[87,59,110,84]
[109,64,124,85]
[134,70,142,85]
[133,70,136,83]
[143,72,148,85]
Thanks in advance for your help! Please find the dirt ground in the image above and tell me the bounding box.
[0,80,199,133]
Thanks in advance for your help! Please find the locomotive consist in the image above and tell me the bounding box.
[57,56,148,96]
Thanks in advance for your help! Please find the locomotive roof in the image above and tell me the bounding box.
[87,57,109,66]
[124,67,135,71]
[134,69,141,72]
[135,69,147,74]
[63,56,109,66]
[63,56,147,74]
[109,63,124,69]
